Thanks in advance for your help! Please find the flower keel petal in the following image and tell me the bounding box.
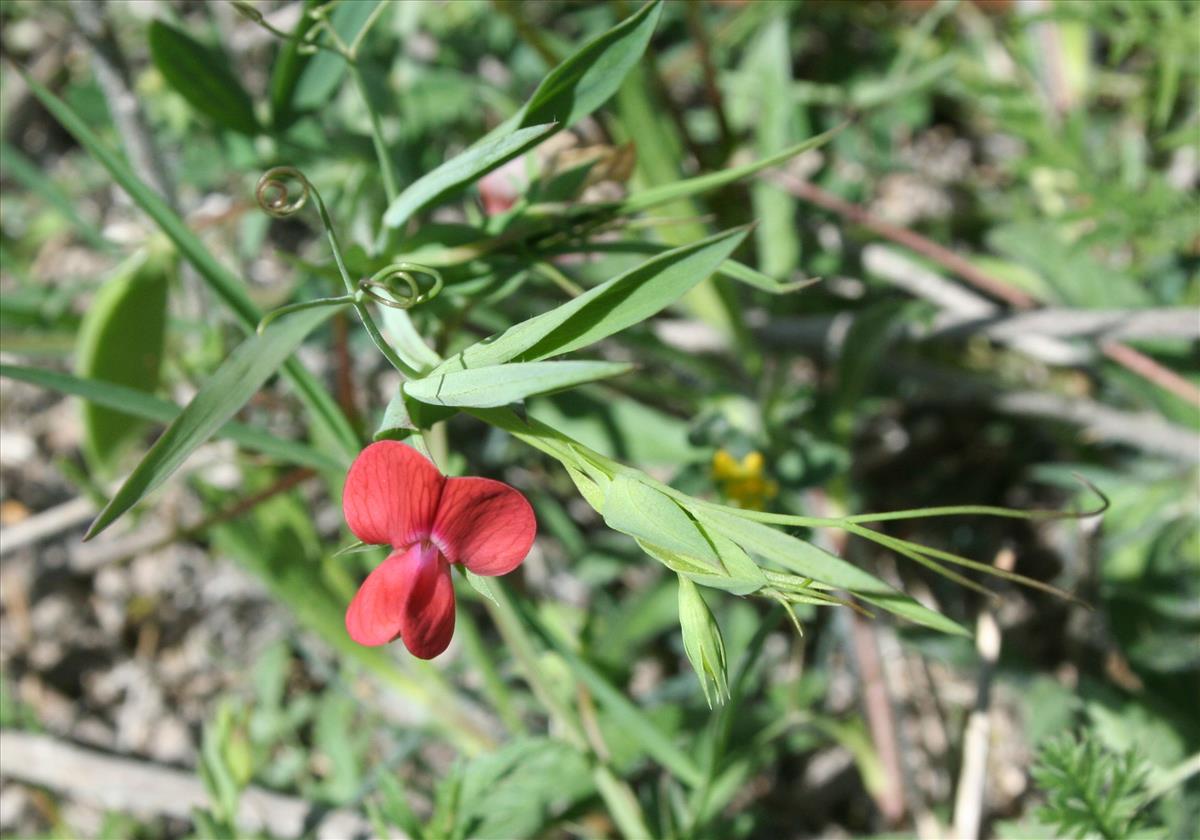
[399,546,456,659]
[433,477,537,576]
[345,548,413,646]
[343,441,444,547]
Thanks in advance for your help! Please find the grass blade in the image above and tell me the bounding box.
[85,306,339,539]
[21,71,360,461]
[0,364,343,472]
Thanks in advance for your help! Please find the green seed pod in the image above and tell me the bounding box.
[677,575,729,708]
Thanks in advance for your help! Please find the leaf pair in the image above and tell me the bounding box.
[384,227,750,424]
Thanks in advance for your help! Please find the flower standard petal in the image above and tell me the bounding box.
[398,545,456,659]
[432,477,537,576]
[345,548,414,646]
[343,441,444,547]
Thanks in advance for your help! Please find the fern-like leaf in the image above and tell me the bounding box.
[1031,732,1159,840]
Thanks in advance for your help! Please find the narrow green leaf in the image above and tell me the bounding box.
[292,0,382,111]
[383,123,557,229]
[718,258,814,294]
[0,364,343,472]
[85,306,339,539]
[603,474,722,571]
[516,1,663,130]
[546,240,810,294]
[0,140,113,252]
[747,16,800,277]
[148,20,259,135]
[21,72,359,461]
[404,360,632,408]
[268,0,323,131]
[433,227,749,373]
[698,507,970,636]
[639,537,766,597]
[618,125,842,216]
[378,306,442,372]
[462,568,500,606]
[76,248,172,474]
[544,638,704,788]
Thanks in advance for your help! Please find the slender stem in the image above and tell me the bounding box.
[256,294,356,333]
[228,1,343,55]
[346,0,390,58]
[348,62,399,205]
[533,260,584,298]
[844,523,996,599]
[302,184,417,377]
[485,581,653,837]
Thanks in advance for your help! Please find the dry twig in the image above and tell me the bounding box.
[0,730,376,839]
[774,173,1200,407]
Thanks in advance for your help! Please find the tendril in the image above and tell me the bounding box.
[230,2,344,57]
[253,165,423,378]
[358,263,444,310]
[256,166,310,218]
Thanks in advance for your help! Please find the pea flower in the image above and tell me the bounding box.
[712,449,778,511]
[342,441,536,659]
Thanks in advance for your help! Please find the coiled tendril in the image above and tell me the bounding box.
[253,165,441,377]
[256,166,310,218]
[359,263,444,310]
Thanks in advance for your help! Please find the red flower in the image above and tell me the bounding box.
[342,441,536,659]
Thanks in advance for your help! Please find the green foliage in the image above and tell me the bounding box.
[1032,732,1160,840]
[74,246,172,475]
[383,122,558,229]
[148,20,260,136]
[4,0,1199,838]
[428,227,750,373]
[0,363,342,472]
[85,306,339,538]
[405,359,632,408]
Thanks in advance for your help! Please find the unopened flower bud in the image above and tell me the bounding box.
[677,575,729,708]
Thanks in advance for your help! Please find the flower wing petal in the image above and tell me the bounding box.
[343,441,444,547]
[399,549,456,659]
[345,548,412,646]
[433,477,536,576]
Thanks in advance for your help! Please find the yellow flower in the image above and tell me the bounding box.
[711,449,778,510]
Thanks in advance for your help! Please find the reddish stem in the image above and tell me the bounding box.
[775,173,1200,407]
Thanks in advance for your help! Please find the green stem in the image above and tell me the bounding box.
[485,581,653,838]
[299,178,417,377]
[256,294,357,333]
[348,61,399,205]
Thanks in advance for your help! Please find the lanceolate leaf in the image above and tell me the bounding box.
[148,20,259,136]
[547,240,812,294]
[86,306,340,540]
[383,123,558,229]
[75,248,173,474]
[22,72,359,461]
[698,506,970,636]
[404,360,632,408]
[0,364,343,472]
[617,125,842,216]
[384,0,662,229]
[268,0,324,131]
[292,0,383,111]
[516,1,663,131]
[638,537,767,597]
[603,475,723,571]
[432,227,750,373]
